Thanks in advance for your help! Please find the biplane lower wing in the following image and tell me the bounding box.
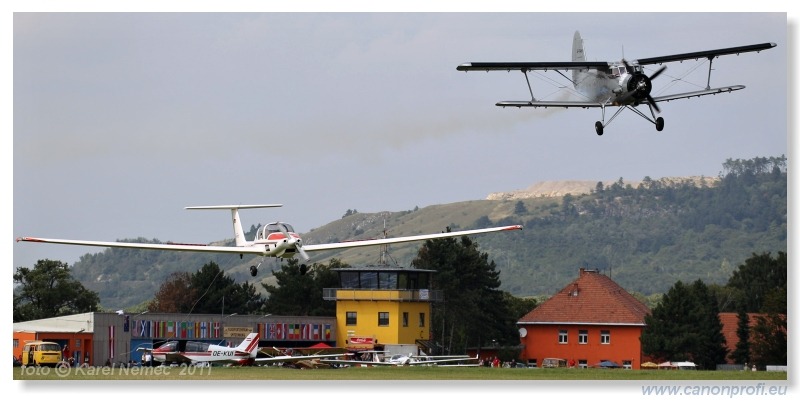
[496,85,747,108]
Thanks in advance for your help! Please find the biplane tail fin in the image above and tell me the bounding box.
[572,30,585,83]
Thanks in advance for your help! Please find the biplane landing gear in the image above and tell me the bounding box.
[655,117,664,132]
[595,121,604,136]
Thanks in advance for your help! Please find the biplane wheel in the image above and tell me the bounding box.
[595,121,604,136]
[655,117,665,132]
[250,265,258,277]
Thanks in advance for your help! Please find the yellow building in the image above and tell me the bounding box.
[323,266,442,351]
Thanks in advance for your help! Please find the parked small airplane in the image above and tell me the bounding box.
[137,332,351,367]
[457,31,776,135]
[139,332,262,366]
[17,204,523,276]
[321,351,479,367]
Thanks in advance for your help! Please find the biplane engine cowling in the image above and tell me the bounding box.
[624,72,653,103]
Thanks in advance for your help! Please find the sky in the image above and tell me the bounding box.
[9,9,789,273]
[4,0,795,398]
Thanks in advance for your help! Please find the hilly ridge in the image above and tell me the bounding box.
[62,158,786,310]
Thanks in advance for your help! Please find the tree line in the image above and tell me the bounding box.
[13,247,785,369]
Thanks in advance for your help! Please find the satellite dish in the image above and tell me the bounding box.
[518,328,527,338]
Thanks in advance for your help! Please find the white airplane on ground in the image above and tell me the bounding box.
[457,31,776,135]
[321,351,479,367]
[17,204,522,276]
[137,332,351,367]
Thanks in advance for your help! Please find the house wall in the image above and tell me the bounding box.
[519,324,645,369]
[335,293,430,347]
[14,331,94,366]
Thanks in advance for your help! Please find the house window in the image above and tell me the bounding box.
[346,311,357,326]
[578,330,588,344]
[558,329,568,344]
[75,339,81,348]
[623,360,632,370]
[402,312,409,327]
[419,313,425,327]
[600,330,610,344]
[378,312,389,326]
[578,359,588,369]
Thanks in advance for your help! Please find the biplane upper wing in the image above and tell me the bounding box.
[457,61,609,72]
[634,42,776,66]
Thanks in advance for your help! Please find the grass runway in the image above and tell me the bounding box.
[13,364,788,381]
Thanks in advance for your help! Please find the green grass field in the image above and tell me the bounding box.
[13,365,788,381]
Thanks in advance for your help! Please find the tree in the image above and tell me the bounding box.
[147,272,196,313]
[750,312,786,369]
[412,234,515,354]
[688,280,728,370]
[728,307,750,365]
[641,280,727,369]
[176,261,265,315]
[262,259,343,316]
[726,252,787,313]
[13,259,101,322]
[514,201,528,215]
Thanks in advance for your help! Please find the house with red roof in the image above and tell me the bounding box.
[517,268,651,369]
[718,311,785,365]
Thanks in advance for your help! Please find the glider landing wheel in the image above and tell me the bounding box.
[655,117,665,132]
[250,265,258,277]
[595,121,604,136]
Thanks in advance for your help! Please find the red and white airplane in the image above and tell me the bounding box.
[141,332,262,366]
[457,31,776,135]
[16,204,523,276]
[138,332,352,366]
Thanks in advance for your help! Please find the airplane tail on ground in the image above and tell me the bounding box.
[572,30,585,84]
[236,332,261,357]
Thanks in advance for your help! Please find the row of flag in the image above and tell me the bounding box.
[132,320,221,339]
[130,320,333,341]
[259,322,332,341]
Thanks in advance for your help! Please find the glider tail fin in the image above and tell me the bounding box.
[230,208,247,247]
[185,204,283,246]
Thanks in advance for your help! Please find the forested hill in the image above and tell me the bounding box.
[66,156,786,310]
